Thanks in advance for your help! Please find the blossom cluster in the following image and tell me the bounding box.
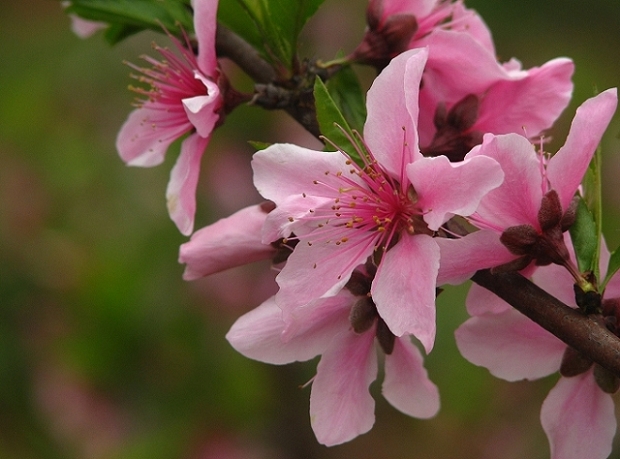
[95,0,618,455]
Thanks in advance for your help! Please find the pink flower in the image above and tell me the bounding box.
[226,265,439,446]
[417,30,575,161]
[252,48,504,352]
[455,243,620,459]
[437,88,618,285]
[116,0,222,235]
[178,202,278,280]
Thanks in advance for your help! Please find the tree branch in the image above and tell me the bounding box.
[472,269,620,377]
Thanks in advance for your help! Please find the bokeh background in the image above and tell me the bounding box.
[1,1,620,458]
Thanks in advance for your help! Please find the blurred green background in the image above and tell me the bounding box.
[1,1,619,458]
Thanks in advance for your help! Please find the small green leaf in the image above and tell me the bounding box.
[248,140,271,150]
[66,0,193,42]
[581,144,603,279]
[325,65,367,133]
[569,195,598,275]
[314,76,363,164]
[602,247,620,291]
[231,0,326,70]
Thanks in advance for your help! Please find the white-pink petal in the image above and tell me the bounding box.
[179,203,275,280]
[541,372,616,459]
[407,154,504,230]
[465,282,512,316]
[310,329,378,446]
[455,308,565,381]
[546,88,618,212]
[372,234,439,353]
[166,133,209,235]
[382,337,440,418]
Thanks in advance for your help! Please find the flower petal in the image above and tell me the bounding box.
[309,329,378,446]
[364,48,427,177]
[192,0,219,73]
[179,203,276,280]
[382,337,440,418]
[436,230,516,286]
[166,133,209,235]
[182,73,221,137]
[252,144,363,204]
[541,372,616,459]
[116,107,190,167]
[407,154,504,230]
[475,58,574,137]
[455,307,565,381]
[372,234,439,353]
[226,295,350,365]
[465,283,512,316]
[467,133,544,230]
[546,88,618,212]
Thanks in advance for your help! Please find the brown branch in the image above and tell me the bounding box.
[472,269,620,377]
[215,24,275,84]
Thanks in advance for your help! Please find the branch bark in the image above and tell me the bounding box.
[472,269,620,377]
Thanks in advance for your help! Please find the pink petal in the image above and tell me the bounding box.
[372,234,439,353]
[182,73,221,137]
[455,308,565,381]
[309,329,378,446]
[382,337,440,418]
[226,295,350,365]
[192,0,219,73]
[531,263,578,308]
[252,144,363,204]
[449,3,494,53]
[436,230,516,286]
[546,88,618,212]
[380,0,437,18]
[475,58,574,137]
[541,373,616,459]
[274,234,374,312]
[407,154,504,230]
[116,107,191,167]
[166,133,209,235]
[468,133,544,231]
[465,283,513,316]
[364,48,427,177]
[179,203,276,280]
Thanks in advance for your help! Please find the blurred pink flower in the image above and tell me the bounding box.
[252,48,503,352]
[61,2,107,38]
[437,88,618,285]
[455,241,620,459]
[116,0,222,235]
[226,265,439,446]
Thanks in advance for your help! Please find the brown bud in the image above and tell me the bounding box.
[560,195,579,231]
[349,297,377,333]
[538,190,563,231]
[376,317,396,355]
[346,271,372,296]
[500,224,539,255]
[447,94,479,132]
[594,364,620,394]
[560,346,593,377]
[573,283,602,314]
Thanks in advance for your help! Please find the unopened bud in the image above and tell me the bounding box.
[594,364,620,394]
[376,317,396,355]
[559,346,593,377]
[350,297,377,333]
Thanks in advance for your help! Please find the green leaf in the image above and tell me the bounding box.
[231,0,326,70]
[581,144,604,279]
[66,0,193,42]
[569,195,598,275]
[325,65,367,133]
[314,76,363,164]
[602,247,620,291]
[248,140,271,150]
